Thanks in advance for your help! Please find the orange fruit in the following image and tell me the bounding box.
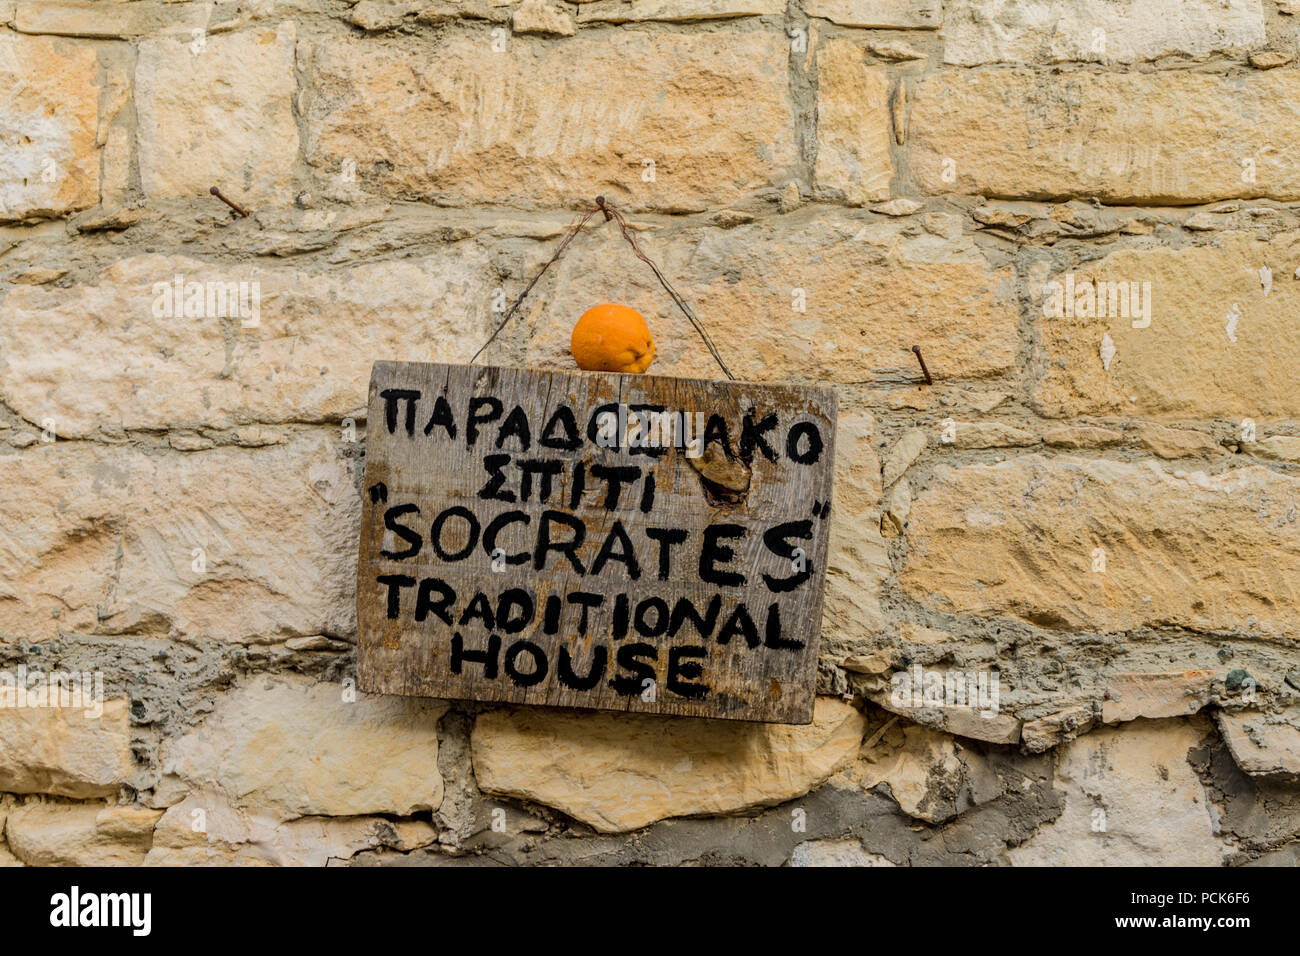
[570,303,655,374]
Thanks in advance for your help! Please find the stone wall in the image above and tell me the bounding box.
[0,0,1298,866]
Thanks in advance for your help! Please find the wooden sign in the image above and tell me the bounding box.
[356,362,837,724]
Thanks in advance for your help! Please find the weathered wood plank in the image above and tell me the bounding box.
[357,361,837,723]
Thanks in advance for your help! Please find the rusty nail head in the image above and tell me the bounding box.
[911,345,933,386]
[209,185,250,218]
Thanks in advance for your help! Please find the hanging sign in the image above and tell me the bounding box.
[356,361,837,723]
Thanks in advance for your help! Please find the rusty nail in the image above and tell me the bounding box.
[595,195,612,222]
[209,185,250,218]
[911,345,933,386]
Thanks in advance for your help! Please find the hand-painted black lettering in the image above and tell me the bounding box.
[633,597,670,637]
[540,405,582,451]
[466,396,503,448]
[414,577,455,624]
[566,591,604,635]
[590,520,642,579]
[668,594,721,640]
[430,506,480,562]
[740,408,780,463]
[612,593,630,639]
[497,404,532,451]
[702,414,733,458]
[483,510,531,565]
[590,463,641,510]
[423,395,457,439]
[519,459,564,503]
[609,642,657,696]
[381,503,423,559]
[786,421,823,464]
[534,510,586,573]
[645,527,688,580]
[458,591,495,631]
[542,594,562,635]
[568,461,586,509]
[700,523,747,587]
[761,519,814,593]
[667,646,709,699]
[377,574,415,619]
[763,601,803,649]
[586,402,619,445]
[477,453,517,503]
[716,602,760,648]
[627,404,669,458]
[495,588,534,634]
[380,388,420,436]
[450,633,500,678]
[557,646,607,690]
[504,640,548,687]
